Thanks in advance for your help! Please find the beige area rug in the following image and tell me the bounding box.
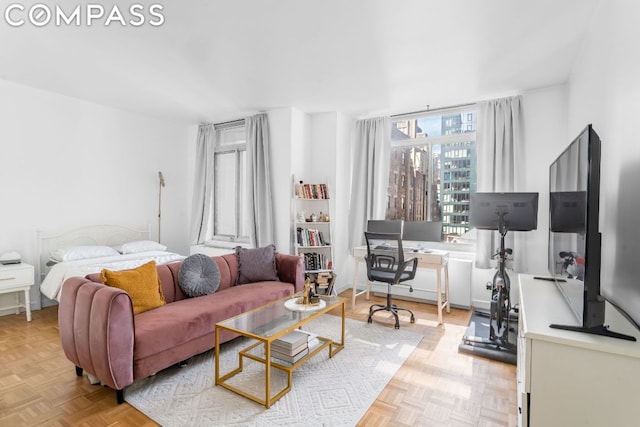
[125,316,423,426]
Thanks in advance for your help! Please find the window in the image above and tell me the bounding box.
[213,120,249,243]
[386,108,477,242]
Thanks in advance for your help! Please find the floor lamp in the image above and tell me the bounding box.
[158,171,165,243]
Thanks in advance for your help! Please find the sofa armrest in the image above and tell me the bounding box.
[275,253,305,293]
[58,277,135,391]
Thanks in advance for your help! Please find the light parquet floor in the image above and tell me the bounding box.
[0,291,517,426]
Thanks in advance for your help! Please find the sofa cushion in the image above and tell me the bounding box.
[220,254,238,290]
[101,261,166,314]
[178,254,220,297]
[235,244,278,285]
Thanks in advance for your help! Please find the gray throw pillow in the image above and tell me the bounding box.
[235,244,279,285]
[178,254,221,297]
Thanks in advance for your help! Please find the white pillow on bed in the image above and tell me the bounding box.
[117,240,167,255]
[50,245,120,262]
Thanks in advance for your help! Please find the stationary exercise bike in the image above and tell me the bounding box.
[462,211,517,352]
[460,192,538,362]
[487,212,515,345]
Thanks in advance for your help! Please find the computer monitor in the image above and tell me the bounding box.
[402,221,442,242]
[470,192,539,231]
[366,220,403,234]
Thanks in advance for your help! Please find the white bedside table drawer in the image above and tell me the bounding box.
[0,266,33,288]
[0,263,34,322]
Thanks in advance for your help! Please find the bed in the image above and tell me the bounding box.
[37,225,185,302]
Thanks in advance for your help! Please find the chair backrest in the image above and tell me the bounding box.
[364,232,404,281]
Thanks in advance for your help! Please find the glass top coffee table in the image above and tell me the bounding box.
[215,294,346,408]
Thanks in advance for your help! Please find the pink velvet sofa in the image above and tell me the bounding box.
[58,252,304,403]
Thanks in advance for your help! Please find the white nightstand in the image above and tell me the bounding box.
[0,263,35,322]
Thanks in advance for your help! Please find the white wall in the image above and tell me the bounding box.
[267,107,310,254]
[305,112,353,291]
[565,1,640,324]
[0,80,191,312]
[501,85,568,306]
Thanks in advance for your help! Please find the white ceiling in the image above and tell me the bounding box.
[0,0,598,124]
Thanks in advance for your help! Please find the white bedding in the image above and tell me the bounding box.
[40,250,186,302]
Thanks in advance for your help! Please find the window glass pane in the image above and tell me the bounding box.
[217,124,245,147]
[387,110,477,242]
[440,140,476,237]
[238,150,250,238]
[214,152,237,236]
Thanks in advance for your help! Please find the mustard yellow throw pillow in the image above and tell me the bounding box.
[101,261,166,314]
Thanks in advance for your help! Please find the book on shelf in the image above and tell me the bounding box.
[302,252,329,271]
[273,330,309,353]
[271,347,310,364]
[271,347,309,365]
[272,339,308,356]
[308,271,336,295]
[294,183,330,200]
[296,330,321,349]
[296,228,328,247]
[270,329,325,364]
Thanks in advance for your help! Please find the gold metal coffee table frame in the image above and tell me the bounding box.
[215,294,345,408]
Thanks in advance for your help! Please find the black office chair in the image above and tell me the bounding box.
[364,232,418,329]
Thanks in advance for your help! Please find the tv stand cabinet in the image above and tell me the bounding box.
[517,274,640,427]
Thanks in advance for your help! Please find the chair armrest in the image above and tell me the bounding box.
[395,256,419,282]
[276,253,305,293]
[58,277,135,391]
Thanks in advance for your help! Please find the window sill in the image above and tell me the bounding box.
[403,240,476,255]
[203,240,250,250]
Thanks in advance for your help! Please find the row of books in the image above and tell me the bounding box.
[302,252,331,271]
[271,329,321,364]
[297,228,329,247]
[294,183,330,200]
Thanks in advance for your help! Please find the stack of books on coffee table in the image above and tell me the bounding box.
[271,330,321,365]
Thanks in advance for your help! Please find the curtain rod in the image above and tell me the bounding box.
[215,118,245,127]
[199,118,246,127]
[391,102,476,118]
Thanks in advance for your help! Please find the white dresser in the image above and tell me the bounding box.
[0,263,35,321]
[517,274,640,427]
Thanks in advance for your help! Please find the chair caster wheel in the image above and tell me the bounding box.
[410,316,415,323]
[394,324,400,330]
[367,317,373,324]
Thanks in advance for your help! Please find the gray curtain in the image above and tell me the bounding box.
[348,117,391,249]
[246,113,275,247]
[189,124,216,245]
[476,95,526,270]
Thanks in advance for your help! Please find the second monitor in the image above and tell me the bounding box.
[366,220,442,242]
[402,221,442,242]
[366,220,403,235]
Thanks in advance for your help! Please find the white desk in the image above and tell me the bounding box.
[351,246,450,325]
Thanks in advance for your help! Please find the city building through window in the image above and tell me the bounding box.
[387,107,477,242]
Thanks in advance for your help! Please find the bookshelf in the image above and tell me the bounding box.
[293,179,336,295]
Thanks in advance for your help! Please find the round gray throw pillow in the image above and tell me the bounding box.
[178,254,221,297]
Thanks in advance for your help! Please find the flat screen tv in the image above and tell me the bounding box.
[548,124,634,340]
[469,192,539,232]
